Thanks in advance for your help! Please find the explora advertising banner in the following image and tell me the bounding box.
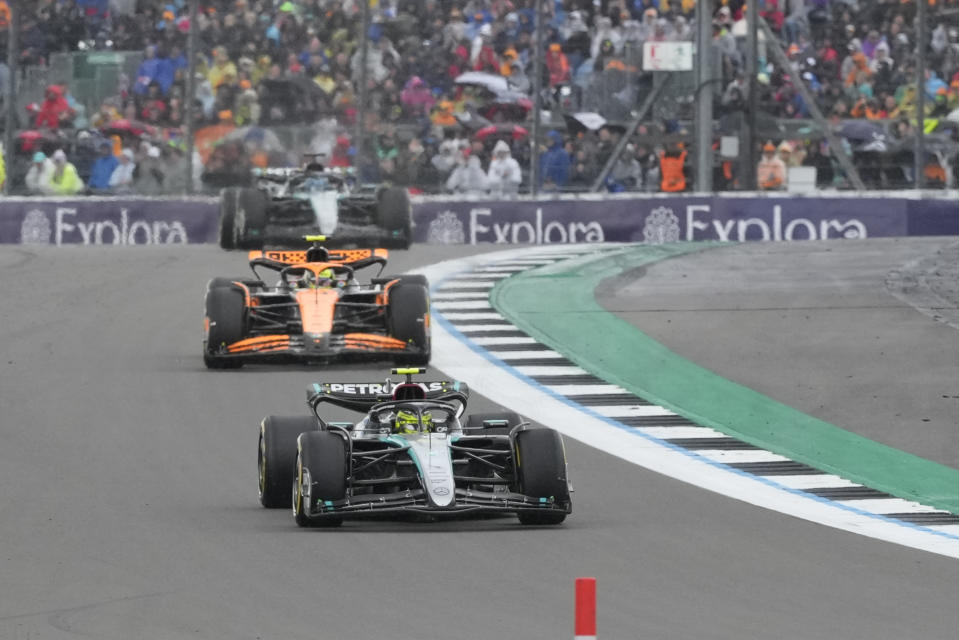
[414,196,911,245]
[0,198,219,245]
[1,194,952,246]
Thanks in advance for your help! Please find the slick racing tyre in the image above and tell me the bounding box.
[218,188,238,250]
[204,286,246,369]
[514,428,570,525]
[388,283,430,365]
[294,431,347,528]
[463,412,524,436]
[221,187,268,250]
[376,186,412,249]
[259,415,321,508]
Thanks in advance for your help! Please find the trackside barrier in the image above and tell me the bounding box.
[575,577,597,640]
[1,192,958,245]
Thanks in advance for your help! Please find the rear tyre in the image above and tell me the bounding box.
[259,415,320,508]
[204,286,246,369]
[463,411,524,436]
[376,186,412,249]
[388,283,430,365]
[233,187,269,250]
[514,428,570,525]
[294,431,347,528]
[218,189,237,250]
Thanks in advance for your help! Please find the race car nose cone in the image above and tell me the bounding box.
[306,333,331,353]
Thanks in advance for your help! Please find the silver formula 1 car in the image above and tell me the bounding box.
[257,368,572,527]
[218,166,412,250]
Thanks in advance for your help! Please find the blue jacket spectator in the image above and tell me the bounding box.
[88,143,119,191]
[540,130,571,188]
[134,46,175,96]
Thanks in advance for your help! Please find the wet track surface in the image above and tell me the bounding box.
[2,242,959,640]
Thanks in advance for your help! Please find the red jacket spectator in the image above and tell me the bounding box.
[329,136,352,168]
[34,85,73,129]
[473,42,499,73]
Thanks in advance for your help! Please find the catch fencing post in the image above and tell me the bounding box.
[575,577,597,640]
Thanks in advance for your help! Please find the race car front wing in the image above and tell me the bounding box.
[218,332,417,359]
[302,486,570,520]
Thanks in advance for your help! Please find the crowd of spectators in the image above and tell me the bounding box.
[4,0,959,195]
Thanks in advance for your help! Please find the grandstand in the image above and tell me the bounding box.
[2,0,959,195]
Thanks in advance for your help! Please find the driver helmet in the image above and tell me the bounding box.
[395,410,433,434]
[317,268,334,287]
[290,271,313,288]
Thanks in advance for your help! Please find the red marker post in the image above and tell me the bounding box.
[575,577,597,640]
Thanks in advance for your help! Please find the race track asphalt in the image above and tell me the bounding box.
[2,241,959,640]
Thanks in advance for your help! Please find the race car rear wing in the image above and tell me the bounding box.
[248,248,388,270]
[307,379,470,414]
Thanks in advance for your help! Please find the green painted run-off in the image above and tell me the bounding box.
[491,243,959,514]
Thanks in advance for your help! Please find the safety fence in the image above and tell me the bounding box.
[2,191,958,246]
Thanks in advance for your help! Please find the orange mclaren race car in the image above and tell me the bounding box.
[203,238,429,368]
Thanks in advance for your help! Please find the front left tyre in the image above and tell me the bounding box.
[258,415,321,508]
[294,431,347,528]
[203,286,246,369]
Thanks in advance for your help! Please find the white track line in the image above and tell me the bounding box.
[639,426,729,439]
[543,384,631,395]
[441,312,505,321]
[769,475,861,490]
[695,450,790,464]
[838,499,945,514]
[486,350,567,360]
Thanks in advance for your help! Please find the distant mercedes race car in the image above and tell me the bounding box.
[204,237,429,368]
[218,165,412,250]
[257,368,572,527]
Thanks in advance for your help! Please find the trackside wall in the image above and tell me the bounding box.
[1,193,957,246]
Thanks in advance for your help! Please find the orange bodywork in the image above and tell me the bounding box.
[295,288,338,334]
[227,335,291,353]
[343,333,407,351]
[211,249,422,359]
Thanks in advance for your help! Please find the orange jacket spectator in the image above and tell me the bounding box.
[545,44,571,87]
[845,53,872,88]
[850,97,884,120]
[500,48,519,77]
[430,100,458,127]
[659,149,687,192]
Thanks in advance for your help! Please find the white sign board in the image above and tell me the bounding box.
[643,42,694,71]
